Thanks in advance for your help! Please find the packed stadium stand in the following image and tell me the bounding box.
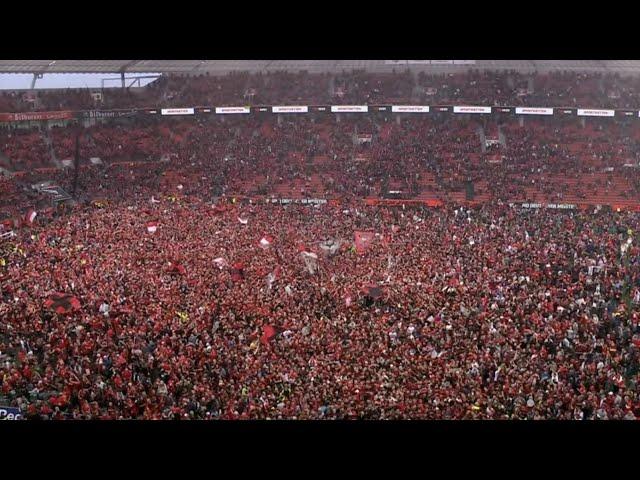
[1,61,640,420]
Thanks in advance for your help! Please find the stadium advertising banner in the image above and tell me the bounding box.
[577,109,615,117]
[4,103,640,122]
[161,108,195,116]
[330,105,369,113]
[521,203,576,209]
[272,106,309,113]
[391,105,430,113]
[82,109,138,119]
[453,106,492,114]
[0,111,74,122]
[515,107,554,115]
[0,406,22,420]
[215,107,251,114]
[268,198,327,204]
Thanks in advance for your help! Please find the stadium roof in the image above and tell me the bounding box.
[2,60,640,75]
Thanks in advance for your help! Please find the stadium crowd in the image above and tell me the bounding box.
[2,71,640,420]
[3,114,640,211]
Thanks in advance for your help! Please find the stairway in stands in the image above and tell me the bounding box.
[465,180,475,201]
[42,128,62,168]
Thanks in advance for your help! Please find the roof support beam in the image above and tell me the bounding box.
[120,60,142,74]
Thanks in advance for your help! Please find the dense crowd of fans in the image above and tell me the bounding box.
[2,198,640,419]
[3,114,640,210]
[2,73,640,420]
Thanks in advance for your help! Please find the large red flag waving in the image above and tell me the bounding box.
[260,325,277,345]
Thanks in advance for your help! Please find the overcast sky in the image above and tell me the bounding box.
[0,73,160,90]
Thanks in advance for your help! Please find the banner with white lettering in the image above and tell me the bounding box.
[272,106,309,113]
[160,108,195,116]
[515,107,554,115]
[0,406,22,420]
[330,105,369,113]
[391,105,430,113]
[215,107,251,114]
[577,109,615,117]
[521,203,576,209]
[453,106,492,114]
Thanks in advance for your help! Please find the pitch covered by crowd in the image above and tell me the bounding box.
[1,195,640,420]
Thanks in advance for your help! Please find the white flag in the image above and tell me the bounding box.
[301,251,318,274]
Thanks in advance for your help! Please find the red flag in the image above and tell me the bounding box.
[167,261,186,276]
[44,293,81,315]
[231,262,244,282]
[354,231,375,254]
[260,325,277,345]
[212,205,226,215]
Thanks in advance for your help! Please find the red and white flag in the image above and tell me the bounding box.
[26,209,37,224]
[266,266,281,289]
[259,235,274,249]
[213,257,227,269]
[146,221,158,233]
